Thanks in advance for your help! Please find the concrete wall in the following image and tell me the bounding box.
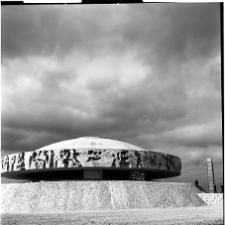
[1,149,181,175]
[197,193,224,207]
[1,181,206,213]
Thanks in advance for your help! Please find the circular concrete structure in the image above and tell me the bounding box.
[1,137,181,181]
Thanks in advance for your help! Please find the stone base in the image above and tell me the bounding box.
[1,181,207,213]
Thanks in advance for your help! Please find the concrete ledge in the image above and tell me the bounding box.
[197,193,224,207]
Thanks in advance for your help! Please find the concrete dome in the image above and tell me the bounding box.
[37,137,145,151]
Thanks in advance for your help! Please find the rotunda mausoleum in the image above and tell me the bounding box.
[1,137,181,181]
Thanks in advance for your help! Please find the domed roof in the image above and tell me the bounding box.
[37,137,145,151]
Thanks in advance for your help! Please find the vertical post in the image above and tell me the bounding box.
[206,158,215,193]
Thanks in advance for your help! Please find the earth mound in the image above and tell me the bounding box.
[1,181,206,213]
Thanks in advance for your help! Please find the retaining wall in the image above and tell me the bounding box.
[197,193,224,207]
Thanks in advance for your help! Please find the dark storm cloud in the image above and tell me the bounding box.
[161,124,222,149]
[87,75,188,132]
[154,4,220,60]
[2,6,59,59]
[2,5,117,60]
[129,3,215,66]
[2,4,220,63]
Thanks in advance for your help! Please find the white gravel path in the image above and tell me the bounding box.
[1,206,223,225]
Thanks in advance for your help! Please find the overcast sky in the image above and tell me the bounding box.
[1,3,222,190]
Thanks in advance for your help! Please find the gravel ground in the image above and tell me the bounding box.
[1,206,223,225]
